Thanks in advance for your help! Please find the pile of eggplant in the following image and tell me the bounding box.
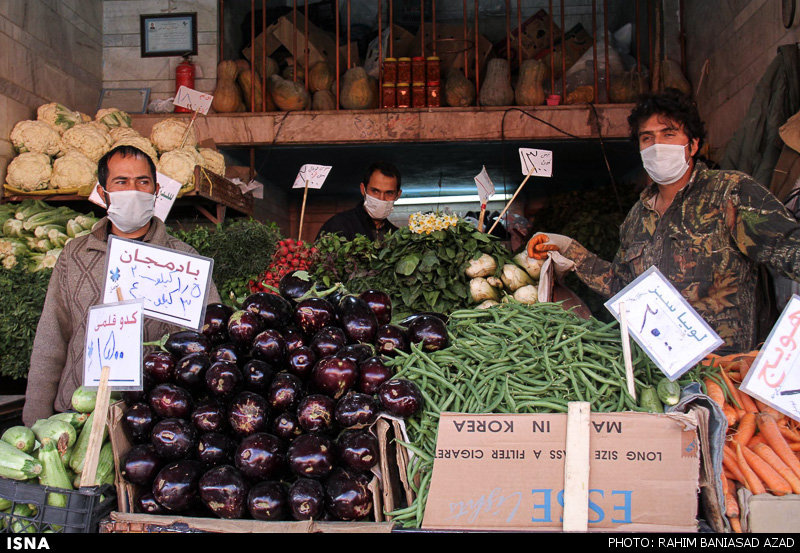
[120,273,448,522]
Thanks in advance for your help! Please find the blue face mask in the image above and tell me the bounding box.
[640,143,691,185]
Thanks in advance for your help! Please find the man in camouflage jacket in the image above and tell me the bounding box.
[529,89,800,354]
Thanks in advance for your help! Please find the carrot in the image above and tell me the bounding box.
[728,516,743,533]
[790,442,800,452]
[755,400,784,421]
[752,442,800,494]
[739,443,792,495]
[722,472,739,518]
[778,420,800,443]
[704,377,726,407]
[747,434,766,448]
[719,369,745,415]
[722,403,739,427]
[733,412,756,446]
[735,442,767,494]
[723,445,747,483]
[737,391,759,414]
[756,413,800,480]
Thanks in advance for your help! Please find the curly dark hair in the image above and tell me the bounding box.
[627,88,706,154]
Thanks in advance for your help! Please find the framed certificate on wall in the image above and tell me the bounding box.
[140,12,198,57]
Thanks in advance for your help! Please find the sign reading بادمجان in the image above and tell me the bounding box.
[421,412,699,532]
[102,236,213,330]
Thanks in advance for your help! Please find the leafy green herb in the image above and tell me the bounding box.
[0,264,51,379]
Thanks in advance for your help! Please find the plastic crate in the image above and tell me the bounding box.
[0,477,116,533]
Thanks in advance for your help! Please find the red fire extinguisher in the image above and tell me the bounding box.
[175,55,195,113]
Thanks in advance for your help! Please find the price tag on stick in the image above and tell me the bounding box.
[488,148,553,235]
[293,164,332,241]
[173,86,213,149]
[474,166,495,233]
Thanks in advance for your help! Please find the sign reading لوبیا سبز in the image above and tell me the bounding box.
[474,166,495,205]
[740,295,800,422]
[173,86,213,115]
[518,148,553,177]
[102,236,213,330]
[293,164,332,190]
[83,299,144,391]
[604,266,723,381]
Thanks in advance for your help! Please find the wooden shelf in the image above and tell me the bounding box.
[130,104,635,147]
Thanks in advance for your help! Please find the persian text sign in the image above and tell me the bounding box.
[102,236,213,330]
[83,299,144,390]
[741,295,800,422]
[605,266,723,380]
[518,148,553,177]
[474,166,495,205]
[293,164,332,189]
[173,86,213,114]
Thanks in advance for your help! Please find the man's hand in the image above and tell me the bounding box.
[526,232,574,260]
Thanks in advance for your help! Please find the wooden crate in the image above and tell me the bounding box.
[183,166,254,217]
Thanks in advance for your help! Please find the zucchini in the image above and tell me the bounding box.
[639,386,664,413]
[1,426,36,454]
[9,503,37,534]
[0,440,43,480]
[38,438,73,509]
[657,378,682,406]
[31,419,76,454]
[92,441,114,487]
[0,498,11,511]
[49,411,90,432]
[71,386,97,413]
[69,411,107,474]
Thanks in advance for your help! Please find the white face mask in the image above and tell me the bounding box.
[640,143,691,185]
[106,190,156,233]
[363,193,395,220]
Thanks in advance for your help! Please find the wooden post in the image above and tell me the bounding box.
[563,401,591,532]
[619,301,637,401]
[477,203,486,232]
[79,365,112,488]
[487,162,536,235]
[179,109,200,149]
[297,178,310,242]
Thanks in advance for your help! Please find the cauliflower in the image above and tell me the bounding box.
[36,103,83,134]
[198,147,226,177]
[50,150,97,190]
[111,135,159,165]
[150,117,197,153]
[157,147,204,186]
[6,152,52,191]
[95,107,132,128]
[9,120,62,156]
[59,122,114,162]
[108,126,141,142]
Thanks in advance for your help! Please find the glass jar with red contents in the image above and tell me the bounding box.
[412,82,427,108]
[381,82,397,109]
[397,58,412,84]
[426,82,441,107]
[396,82,411,108]
[425,56,440,85]
[382,57,398,83]
[411,56,426,84]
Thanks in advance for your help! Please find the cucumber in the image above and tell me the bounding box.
[0,498,11,511]
[31,419,76,454]
[49,411,90,432]
[69,411,107,474]
[71,386,97,413]
[1,426,36,454]
[639,386,664,413]
[9,503,37,534]
[0,440,43,480]
[657,378,682,406]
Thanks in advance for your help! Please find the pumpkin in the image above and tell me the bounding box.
[479,59,514,107]
[444,69,475,107]
[340,66,377,110]
[565,85,595,105]
[282,59,305,84]
[308,61,335,93]
[514,59,546,106]
[312,90,338,111]
[238,68,273,111]
[212,60,245,113]
[267,74,310,111]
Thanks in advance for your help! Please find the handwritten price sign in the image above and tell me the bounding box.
[102,236,213,330]
[173,86,213,115]
[293,164,332,189]
[605,266,723,380]
[474,166,495,205]
[518,148,553,178]
[83,299,144,390]
[741,295,800,422]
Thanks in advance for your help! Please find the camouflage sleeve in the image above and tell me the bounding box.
[729,174,800,281]
[564,239,636,299]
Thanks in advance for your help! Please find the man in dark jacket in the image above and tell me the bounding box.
[316,161,402,241]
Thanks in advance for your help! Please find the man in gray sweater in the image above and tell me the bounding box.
[22,145,220,425]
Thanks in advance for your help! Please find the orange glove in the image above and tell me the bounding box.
[527,233,560,260]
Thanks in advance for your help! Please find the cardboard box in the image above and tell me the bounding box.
[421,411,700,532]
[535,23,594,79]
[740,492,800,533]
[412,23,493,80]
[492,9,561,66]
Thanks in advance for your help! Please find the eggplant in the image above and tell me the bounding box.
[266,372,305,412]
[359,289,393,326]
[311,356,358,400]
[122,402,157,444]
[399,311,449,327]
[406,314,450,352]
[204,361,243,398]
[325,467,374,521]
[198,465,249,519]
[334,391,379,428]
[357,356,393,395]
[174,352,212,391]
[123,389,148,404]
[337,295,379,344]
[336,429,379,471]
[377,379,423,418]
[296,394,336,433]
[137,491,167,514]
[164,330,211,358]
[121,444,164,486]
[228,391,271,437]
[152,460,203,512]
[227,309,265,348]
[287,433,334,479]
[148,383,193,419]
[196,432,235,469]
[210,343,239,366]
[335,343,374,365]
[247,480,288,521]
[234,432,286,481]
[250,328,287,366]
[286,346,316,380]
[191,398,227,434]
[151,418,197,460]
[310,326,347,358]
[271,412,304,442]
[243,291,294,330]
[241,359,274,393]
[202,303,235,345]
[282,326,307,352]
[374,324,409,357]
[143,350,176,384]
[293,297,336,337]
[287,478,326,521]
[279,272,314,304]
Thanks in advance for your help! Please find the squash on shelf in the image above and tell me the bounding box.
[514,59,546,106]
[312,90,338,111]
[308,61,335,93]
[444,68,475,107]
[267,74,310,111]
[211,60,245,113]
[340,66,378,110]
[479,58,514,107]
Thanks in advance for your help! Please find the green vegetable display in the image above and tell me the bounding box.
[309,232,379,288]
